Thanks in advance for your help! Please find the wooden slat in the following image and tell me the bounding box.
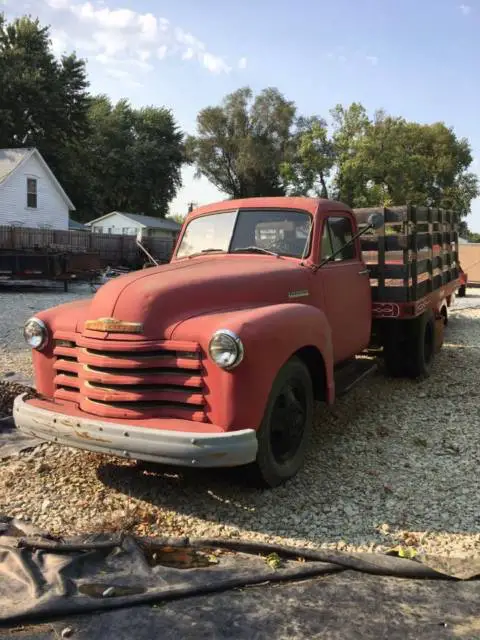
[354,205,459,303]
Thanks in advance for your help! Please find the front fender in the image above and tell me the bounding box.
[171,304,334,431]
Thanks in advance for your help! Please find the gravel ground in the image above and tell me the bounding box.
[0,283,479,557]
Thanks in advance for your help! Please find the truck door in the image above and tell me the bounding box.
[317,214,372,363]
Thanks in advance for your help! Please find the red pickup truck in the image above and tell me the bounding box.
[14,198,460,487]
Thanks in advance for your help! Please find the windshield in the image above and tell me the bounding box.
[176,209,312,259]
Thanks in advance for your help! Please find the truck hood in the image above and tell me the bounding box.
[71,255,310,339]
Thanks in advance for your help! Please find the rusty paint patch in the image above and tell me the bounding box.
[74,430,110,443]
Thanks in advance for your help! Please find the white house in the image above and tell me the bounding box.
[0,148,75,230]
[86,211,181,240]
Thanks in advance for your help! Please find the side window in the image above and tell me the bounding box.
[27,178,37,208]
[321,222,333,258]
[321,216,356,261]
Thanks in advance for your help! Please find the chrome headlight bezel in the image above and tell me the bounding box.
[23,317,48,351]
[208,329,244,370]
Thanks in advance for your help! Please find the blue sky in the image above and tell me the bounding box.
[4,0,480,230]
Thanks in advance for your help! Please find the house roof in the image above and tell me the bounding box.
[0,147,75,210]
[86,211,181,231]
[69,218,87,230]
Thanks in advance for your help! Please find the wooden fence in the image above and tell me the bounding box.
[0,226,176,267]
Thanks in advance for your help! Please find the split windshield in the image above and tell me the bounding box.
[176,209,312,259]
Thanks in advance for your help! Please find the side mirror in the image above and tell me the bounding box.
[368,212,384,230]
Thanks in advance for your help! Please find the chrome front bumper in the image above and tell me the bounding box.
[13,394,258,468]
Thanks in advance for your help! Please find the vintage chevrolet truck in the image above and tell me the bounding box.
[14,198,460,486]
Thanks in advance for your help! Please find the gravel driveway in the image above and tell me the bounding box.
[1,283,479,557]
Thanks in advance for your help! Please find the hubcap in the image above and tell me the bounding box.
[270,380,307,465]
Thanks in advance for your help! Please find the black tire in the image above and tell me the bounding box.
[383,334,408,377]
[404,310,436,379]
[457,284,466,298]
[248,357,313,488]
[383,310,436,379]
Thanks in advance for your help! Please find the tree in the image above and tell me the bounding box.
[331,104,479,219]
[81,96,184,220]
[187,87,297,198]
[0,14,91,207]
[280,116,335,197]
[0,14,185,222]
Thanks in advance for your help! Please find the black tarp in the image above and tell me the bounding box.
[1,517,479,639]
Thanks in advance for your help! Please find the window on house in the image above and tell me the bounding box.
[27,178,37,208]
[94,226,103,233]
[321,216,356,261]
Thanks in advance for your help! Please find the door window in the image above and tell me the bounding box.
[321,216,356,261]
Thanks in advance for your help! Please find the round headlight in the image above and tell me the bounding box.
[208,330,244,370]
[23,317,48,350]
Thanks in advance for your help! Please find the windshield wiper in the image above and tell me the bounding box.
[187,249,226,259]
[232,246,280,257]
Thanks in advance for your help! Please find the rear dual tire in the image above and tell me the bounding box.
[383,310,435,379]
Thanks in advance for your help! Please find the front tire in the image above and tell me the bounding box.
[457,284,466,298]
[248,357,313,488]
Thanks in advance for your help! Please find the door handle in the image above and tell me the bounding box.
[358,268,370,275]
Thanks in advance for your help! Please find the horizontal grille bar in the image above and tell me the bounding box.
[84,381,204,405]
[83,367,203,388]
[78,349,202,371]
[80,397,207,422]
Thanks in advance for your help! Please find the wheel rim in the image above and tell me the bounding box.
[270,379,307,465]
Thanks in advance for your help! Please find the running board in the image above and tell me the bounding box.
[334,358,378,396]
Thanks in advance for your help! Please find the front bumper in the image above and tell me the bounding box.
[13,394,258,468]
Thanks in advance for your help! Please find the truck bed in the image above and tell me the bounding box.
[353,206,459,303]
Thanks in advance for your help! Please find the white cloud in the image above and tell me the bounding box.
[50,28,69,55]
[40,0,237,76]
[182,47,195,60]
[238,56,247,69]
[202,52,231,74]
[459,4,471,14]
[327,49,379,67]
[104,67,142,88]
[157,45,168,60]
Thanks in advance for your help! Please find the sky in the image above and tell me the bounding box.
[3,0,480,231]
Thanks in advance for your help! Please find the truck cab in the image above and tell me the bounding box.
[14,197,459,487]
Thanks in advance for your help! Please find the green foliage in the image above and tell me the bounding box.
[82,96,184,219]
[280,116,335,197]
[332,108,479,216]
[0,14,91,210]
[168,214,186,225]
[189,88,478,228]
[265,552,282,570]
[0,13,185,222]
[187,87,296,198]
[466,231,480,242]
